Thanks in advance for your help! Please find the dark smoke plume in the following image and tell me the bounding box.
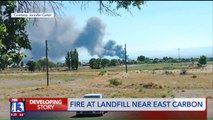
[101,40,125,59]
[26,17,125,62]
[26,17,79,61]
[72,17,105,56]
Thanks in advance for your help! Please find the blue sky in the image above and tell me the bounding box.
[138,1,212,49]
[58,1,212,60]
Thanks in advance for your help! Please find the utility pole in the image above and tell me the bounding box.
[124,44,127,73]
[46,40,49,86]
[178,48,180,62]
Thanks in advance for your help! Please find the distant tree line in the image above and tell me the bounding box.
[26,58,58,72]
[89,58,122,69]
[136,55,208,66]
[3,53,210,72]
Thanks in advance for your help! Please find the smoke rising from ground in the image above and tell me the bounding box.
[72,17,105,56]
[26,17,125,62]
[101,40,125,59]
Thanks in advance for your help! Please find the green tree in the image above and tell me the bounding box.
[26,60,36,72]
[152,58,159,63]
[198,55,207,66]
[35,62,41,71]
[37,58,55,71]
[37,58,46,71]
[96,58,102,68]
[89,58,101,69]
[171,59,178,63]
[70,50,74,70]
[65,49,79,70]
[0,1,31,70]
[65,51,71,70]
[137,55,145,61]
[73,49,79,70]
[144,57,150,63]
[191,57,195,62]
[101,58,110,69]
[89,58,97,69]
[167,57,178,63]
[163,57,168,62]
[109,59,118,66]
[48,60,55,68]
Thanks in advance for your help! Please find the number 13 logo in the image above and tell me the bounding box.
[11,102,24,112]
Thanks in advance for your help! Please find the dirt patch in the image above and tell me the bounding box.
[122,82,164,89]
[140,82,163,89]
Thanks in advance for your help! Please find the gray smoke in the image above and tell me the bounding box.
[101,40,125,59]
[26,17,79,61]
[26,17,125,62]
[72,17,105,56]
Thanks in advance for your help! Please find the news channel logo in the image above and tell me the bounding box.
[10,102,25,112]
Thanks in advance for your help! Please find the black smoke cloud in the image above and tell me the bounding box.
[101,40,125,59]
[72,17,105,56]
[26,17,79,61]
[26,17,125,61]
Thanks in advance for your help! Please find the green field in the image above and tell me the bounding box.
[81,62,213,72]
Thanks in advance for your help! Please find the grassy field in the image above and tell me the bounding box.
[0,63,212,98]
[80,62,213,72]
[0,62,212,119]
[106,63,188,71]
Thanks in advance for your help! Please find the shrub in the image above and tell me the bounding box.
[99,70,107,76]
[153,68,160,70]
[26,61,37,72]
[191,75,197,78]
[138,88,143,92]
[161,95,166,98]
[163,70,173,75]
[197,63,202,68]
[206,96,212,99]
[180,69,187,75]
[109,78,122,86]
[142,82,163,89]
[198,55,207,66]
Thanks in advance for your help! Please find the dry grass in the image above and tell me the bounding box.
[0,67,212,100]
[1,64,213,118]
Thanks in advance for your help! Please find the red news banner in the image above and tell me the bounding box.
[25,98,67,111]
[12,98,207,119]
